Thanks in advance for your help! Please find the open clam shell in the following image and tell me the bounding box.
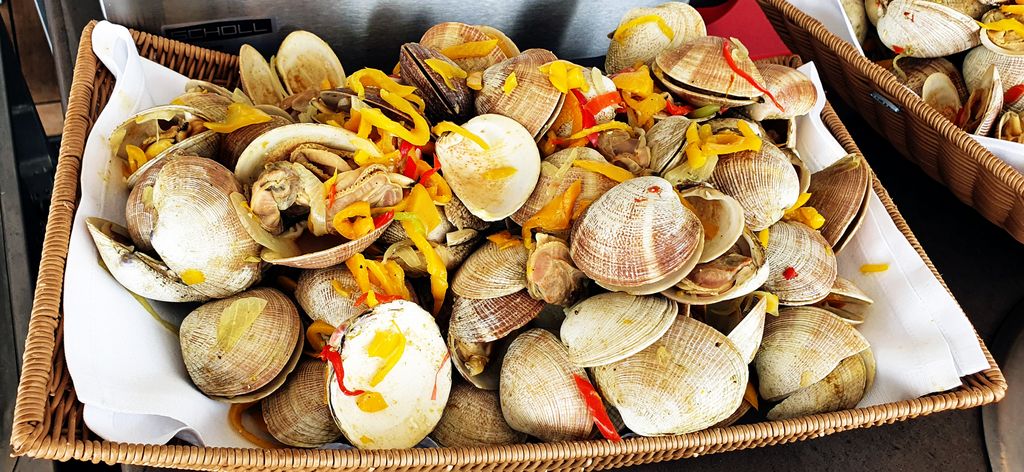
[262,359,341,448]
[420,22,510,73]
[704,291,769,363]
[815,277,874,325]
[998,110,1024,143]
[876,0,980,58]
[654,36,764,107]
[666,228,768,307]
[605,2,706,74]
[964,45,1024,96]
[742,64,817,120]
[709,140,801,231]
[329,300,451,449]
[239,44,288,105]
[679,186,745,263]
[451,237,529,299]
[766,348,872,420]
[560,292,677,368]
[962,64,1004,136]
[109,105,221,188]
[979,8,1024,56]
[475,49,565,140]
[400,42,474,122]
[887,57,968,101]
[86,217,208,302]
[763,220,838,306]
[806,153,872,248]
[450,291,544,343]
[922,72,964,123]
[646,115,695,175]
[295,267,375,328]
[172,92,232,121]
[570,176,704,295]
[435,114,541,221]
[510,147,618,226]
[275,30,346,94]
[235,123,378,185]
[525,233,589,307]
[448,326,516,390]
[125,155,175,253]
[262,221,391,270]
[755,306,869,401]
[219,115,292,168]
[180,287,303,402]
[593,316,748,436]
[500,329,592,442]
[433,383,527,447]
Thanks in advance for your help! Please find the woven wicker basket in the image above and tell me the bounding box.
[758,0,1024,244]
[9,20,1006,471]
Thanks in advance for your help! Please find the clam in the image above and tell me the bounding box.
[261,359,342,448]
[219,115,292,169]
[239,44,288,105]
[400,42,474,122]
[594,126,654,174]
[450,237,528,299]
[124,155,174,253]
[865,0,886,26]
[432,383,527,447]
[755,306,869,401]
[499,329,592,442]
[108,105,220,187]
[179,288,303,402]
[477,25,521,58]
[922,72,964,123]
[235,122,378,185]
[998,110,1024,143]
[653,36,765,108]
[419,22,511,73]
[570,176,704,295]
[876,0,980,58]
[784,148,812,196]
[525,234,589,306]
[665,228,769,306]
[742,64,817,121]
[979,7,1024,56]
[815,277,875,325]
[448,327,514,390]
[171,91,232,121]
[805,153,872,249]
[328,300,450,449]
[86,218,207,302]
[605,2,707,74]
[510,146,619,226]
[762,220,838,306]
[449,291,544,343]
[678,186,745,263]
[475,49,565,140]
[703,291,769,363]
[886,57,968,101]
[766,348,875,420]
[274,30,347,94]
[840,0,869,44]
[646,115,717,186]
[434,114,541,221]
[962,64,1004,136]
[964,45,1024,95]
[444,195,491,231]
[593,316,748,436]
[709,140,801,231]
[560,292,677,367]
[184,79,236,100]
[295,266,376,328]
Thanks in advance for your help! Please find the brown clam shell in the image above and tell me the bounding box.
[475,49,565,140]
[709,140,801,231]
[510,147,619,226]
[449,290,544,343]
[420,22,510,72]
[433,383,527,447]
[806,154,872,248]
[451,239,529,299]
[654,36,765,107]
[400,42,474,123]
[762,220,838,306]
[262,359,341,448]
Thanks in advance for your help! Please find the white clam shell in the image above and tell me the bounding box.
[560,292,678,367]
[876,0,980,58]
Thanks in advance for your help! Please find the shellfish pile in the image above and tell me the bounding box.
[89,4,880,449]
[845,0,1024,143]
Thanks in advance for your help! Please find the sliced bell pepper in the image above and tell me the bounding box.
[319,344,364,396]
[572,160,634,182]
[583,91,623,116]
[570,89,599,145]
[433,121,489,150]
[611,65,655,97]
[723,40,785,113]
[539,60,589,94]
[503,72,518,95]
[355,391,389,412]
[333,201,375,240]
[612,14,674,44]
[486,230,522,249]
[424,58,468,90]
[346,68,418,99]
[203,102,272,133]
[306,320,337,353]
[522,179,582,249]
[572,374,621,442]
[440,39,499,59]
[1006,84,1024,104]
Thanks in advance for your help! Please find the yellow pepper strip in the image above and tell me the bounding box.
[405,93,427,113]
[786,192,813,213]
[333,201,376,240]
[377,89,432,146]
[202,102,272,133]
[440,39,499,59]
[399,184,442,233]
[761,291,780,316]
[503,72,518,95]
[346,254,374,298]
[144,139,174,159]
[467,71,484,91]
[356,391,388,412]
[180,269,205,286]
[487,230,522,249]
[365,259,406,299]
[684,123,706,169]
[744,381,759,411]
[401,218,447,315]
[424,58,468,90]
[977,18,1024,37]
[125,144,148,174]
[572,198,593,220]
[572,160,634,182]
[346,68,418,99]
[409,159,453,204]
[331,279,351,297]
[355,149,400,167]
[522,179,583,249]
[344,109,362,133]
[1001,5,1024,15]
[612,65,655,97]
[622,92,666,127]
[612,15,675,43]
[483,166,518,180]
[306,320,336,353]
[433,121,490,150]
[228,403,279,449]
[566,121,632,140]
[860,263,890,273]
[539,60,589,93]
[367,321,406,387]
[757,228,770,249]
[320,78,333,90]
[384,261,410,299]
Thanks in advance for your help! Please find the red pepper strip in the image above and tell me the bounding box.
[400,141,420,179]
[783,266,798,280]
[570,89,599,146]
[319,345,364,396]
[583,91,623,116]
[892,45,905,54]
[1006,84,1024,104]
[418,159,442,184]
[431,351,451,401]
[664,98,693,116]
[954,104,968,128]
[326,182,338,210]
[354,292,403,306]
[722,41,785,113]
[572,374,622,442]
[373,210,395,228]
